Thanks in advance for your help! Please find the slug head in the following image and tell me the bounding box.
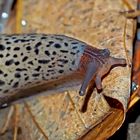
[79,47,126,96]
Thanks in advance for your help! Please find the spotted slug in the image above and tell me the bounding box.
[0,34,126,108]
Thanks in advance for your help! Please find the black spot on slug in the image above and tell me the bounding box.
[0,70,3,74]
[49,41,54,45]
[4,74,8,77]
[42,76,46,80]
[72,46,78,49]
[71,42,78,45]
[41,36,47,39]
[6,42,11,44]
[58,64,64,67]
[35,66,41,71]
[60,50,68,53]
[9,79,13,84]
[46,44,50,47]
[51,57,54,60]
[0,54,3,58]
[45,50,50,56]
[14,39,27,43]
[15,61,20,66]
[76,50,80,53]
[5,59,14,66]
[7,47,11,50]
[64,42,68,46]
[6,53,10,57]
[26,46,32,51]
[4,38,9,41]
[52,51,57,55]
[54,43,61,48]
[48,65,53,68]
[14,40,19,43]
[32,73,40,77]
[70,52,76,55]
[72,60,75,65]
[0,80,5,86]
[15,73,21,78]
[14,47,20,51]
[13,54,18,58]
[46,41,54,47]
[13,82,19,88]
[22,56,28,62]
[16,68,27,71]
[59,70,64,73]
[34,49,39,55]
[12,36,16,39]
[55,37,63,41]
[28,61,34,65]
[35,42,42,49]
[57,59,68,64]
[25,76,29,81]
[0,44,5,51]
[47,69,54,72]
[38,60,50,64]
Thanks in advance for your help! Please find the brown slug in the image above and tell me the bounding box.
[0,34,126,108]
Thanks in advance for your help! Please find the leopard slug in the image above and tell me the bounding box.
[0,34,126,108]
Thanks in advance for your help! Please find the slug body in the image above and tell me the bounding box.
[0,34,126,108]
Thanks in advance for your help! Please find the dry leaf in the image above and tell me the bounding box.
[0,0,136,140]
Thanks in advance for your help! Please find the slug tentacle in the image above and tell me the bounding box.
[109,57,127,67]
[95,75,102,90]
[79,62,98,96]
